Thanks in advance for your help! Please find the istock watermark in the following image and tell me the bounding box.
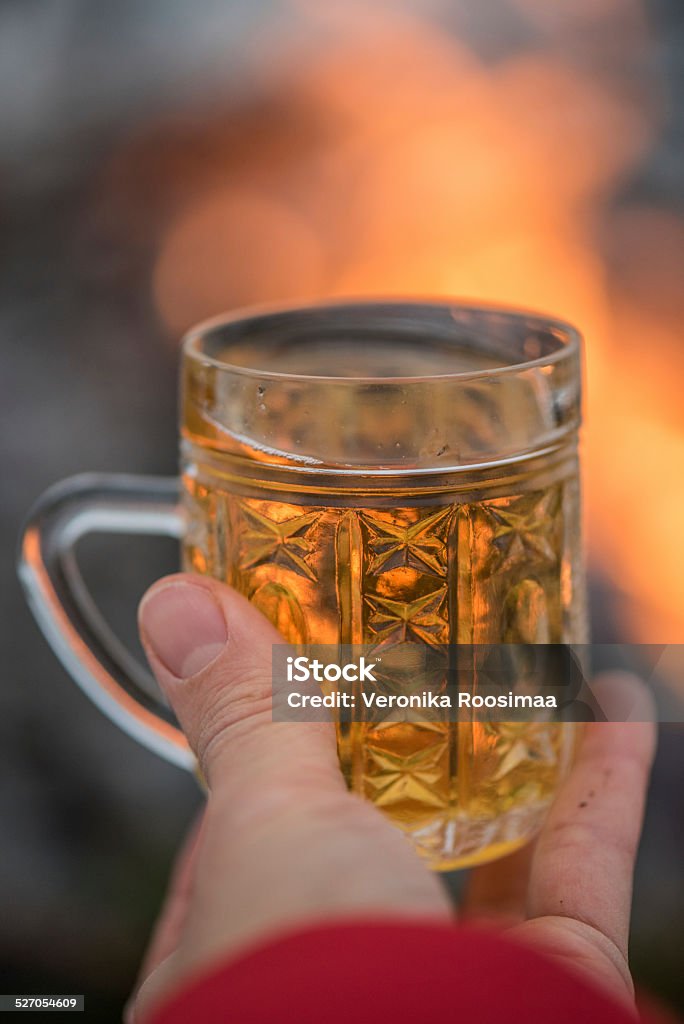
[286,655,379,683]
[271,643,683,724]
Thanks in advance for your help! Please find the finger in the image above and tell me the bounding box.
[138,811,205,980]
[138,574,344,797]
[125,812,205,1024]
[526,673,657,959]
[462,842,535,925]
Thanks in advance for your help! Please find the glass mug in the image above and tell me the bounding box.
[19,301,586,870]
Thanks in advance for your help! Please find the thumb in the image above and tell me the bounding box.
[138,574,343,797]
[134,576,451,1023]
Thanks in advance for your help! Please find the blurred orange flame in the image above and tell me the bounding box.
[150,8,683,646]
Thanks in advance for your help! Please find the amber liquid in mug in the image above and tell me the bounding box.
[181,336,585,870]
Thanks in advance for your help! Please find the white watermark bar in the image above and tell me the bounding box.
[271,644,681,724]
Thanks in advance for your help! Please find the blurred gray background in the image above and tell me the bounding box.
[2,1,683,1020]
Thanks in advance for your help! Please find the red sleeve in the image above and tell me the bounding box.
[147,920,662,1024]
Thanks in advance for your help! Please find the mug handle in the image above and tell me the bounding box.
[17,473,195,770]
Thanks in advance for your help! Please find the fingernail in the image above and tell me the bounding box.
[139,580,227,679]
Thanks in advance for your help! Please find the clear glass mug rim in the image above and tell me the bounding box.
[182,296,582,385]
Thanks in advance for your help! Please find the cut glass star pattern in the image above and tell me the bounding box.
[364,586,448,648]
[360,506,452,577]
[481,488,561,576]
[237,503,320,581]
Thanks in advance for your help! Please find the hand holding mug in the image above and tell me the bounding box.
[127,574,655,1023]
